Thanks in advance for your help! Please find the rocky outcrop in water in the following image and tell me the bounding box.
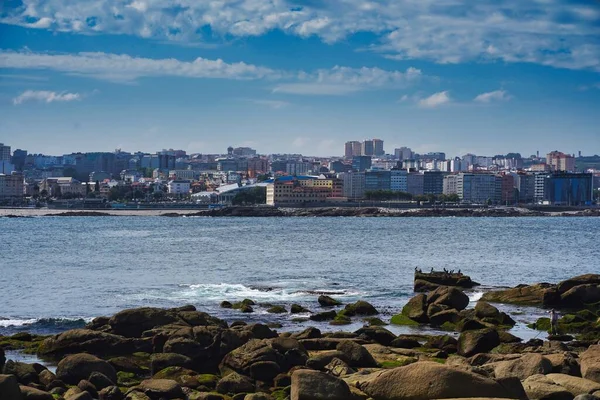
[414,269,480,292]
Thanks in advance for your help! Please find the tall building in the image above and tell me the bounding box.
[534,173,547,203]
[341,172,366,199]
[454,173,501,203]
[515,173,535,203]
[344,141,362,158]
[352,156,372,172]
[373,139,384,156]
[11,149,27,171]
[365,170,391,191]
[498,173,516,204]
[546,151,575,172]
[423,171,446,195]
[544,173,593,206]
[394,147,413,161]
[407,172,424,196]
[361,140,374,156]
[0,143,11,161]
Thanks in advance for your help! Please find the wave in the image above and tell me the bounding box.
[0,317,91,333]
[468,291,484,302]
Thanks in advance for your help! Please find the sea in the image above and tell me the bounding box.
[1,216,599,343]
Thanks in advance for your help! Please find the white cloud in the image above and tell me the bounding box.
[418,91,451,108]
[474,90,512,103]
[0,1,598,72]
[0,50,423,95]
[12,90,80,105]
[248,99,289,109]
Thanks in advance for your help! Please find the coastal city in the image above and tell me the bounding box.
[0,140,598,209]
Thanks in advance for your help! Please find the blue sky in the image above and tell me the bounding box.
[0,0,599,157]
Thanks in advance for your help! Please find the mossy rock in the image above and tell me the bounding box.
[528,317,551,332]
[430,357,447,364]
[189,391,229,400]
[380,357,417,369]
[439,321,457,331]
[390,314,419,326]
[220,301,233,309]
[363,317,387,326]
[153,366,198,380]
[343,300,379,316]
[196,374,219,388]
[267,305,287,314]
[232,299,256,310]
[272,386,291,400]
[116,371,142,387]
[0,336,45,354]
[576,309,598,321]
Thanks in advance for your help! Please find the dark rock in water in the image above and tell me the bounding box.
[56,353,117,385]
[458,328,500,357]
[548,334,574,342]
[354,326,396,346]
[309,310,337,322]
[317,295,341,307]
[291,370,353,400]
[359,361,515,400]
[266,305,287,314]
[475,301,501,319]
[290,304,309,314]
[220,301,233,309]
[414,270,479,292]
[0,374,22,400]
[216,372,254,395]
[342,300,378,317]
[3,360,39,385]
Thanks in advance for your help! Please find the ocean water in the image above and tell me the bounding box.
[1,216,599,340]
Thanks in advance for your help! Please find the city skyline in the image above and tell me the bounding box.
[1,1,599,156]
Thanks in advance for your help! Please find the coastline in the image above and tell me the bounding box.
[1,206,600,218]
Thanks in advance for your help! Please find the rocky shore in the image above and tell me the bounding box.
[1,274,599,400]
[1,206,600,218]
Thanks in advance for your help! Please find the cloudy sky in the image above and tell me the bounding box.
[0,0,599,157]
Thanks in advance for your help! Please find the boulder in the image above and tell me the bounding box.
[359,361,514,400]
[475,301,501,319]
[0,374,23,400]
[38,369,56,387]
[291,327,322,340]
[336,341,378,368]
[38,329,140,357]
[99,386,124,400]
[317,296,341,307]
[401,294,428,323]
[309,311,337,322]
[414,270,479,292]
[481,283,555,306]
[68,391,94,400]
[546,373,600,396]
[56,353,117,385]
[150,353,193,375]
[343,301,378,316]
[354,326,396,346]
[108,307,182,338]
[557,275,600,294]
[290,304,310,314]
[162,337,204,358]
[216,372,254,394]
[429,286,470,311]
[458,329,500,357]
[390,336,421,349]
[3,361,39,385]
[429,309,461,326]
[561,285,600,308]
[78,379,99,398]
[324,358,356,377]
[582,345,600,383]
[19,386,53,400]
[89,371,116,390]
[546,353,581,376]
[494,353,553,380]
[522,374,574,400]
[128,379,185,400]
[290,369,353,400]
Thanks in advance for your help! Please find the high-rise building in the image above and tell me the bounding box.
[0,143,11,161]
[453,173,502,203]
[373,139,384,156]
[361,140,374,156]
[394,147,413,161]
[365,170,391,191]
[344,141,362,158]
[546,151,575,172]
[423,171,446,195]
[341,172,366,199]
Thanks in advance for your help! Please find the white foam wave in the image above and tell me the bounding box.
[0,318,37,328]
[468,291,484,302]
[0,316,93,328]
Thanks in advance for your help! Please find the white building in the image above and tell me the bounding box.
[167,180,191,195]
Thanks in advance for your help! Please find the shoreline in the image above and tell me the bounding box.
[1,206,600,218]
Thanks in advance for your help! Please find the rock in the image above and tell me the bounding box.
[546,373,600,396]
[343,301,378,316]
[546,353,581,376]
[306,351,349,370]
[18,385,53,400]
[68,392,94,400]
[221,301,233,308]
[109,307,182,338]
[498,331,522,344]
[324,358,356,377]
[244,393,273,400]
[56,353,117,385]
[494,353,553,380]
[0,374,23,400]
[267,305,287,314]
[522,374,574,400]
[481,283,555,306]
[561,285,600,308]
[290,369,353,400]
[38,329,140,357]
[359,361,514,400]
[38,369,56,387]
[89,371,116,390]
[390,336,421,349]
[162,337,204,358]
[129,379,185,399]
[64,386,83,398]
[336,340,378,368]
[78,379,99,398]
[3,361,39,385]
[457,318,488,332]
[429,286,470,311]
[99,386,124,400]
[495,376,529,400]
[426,335,458,353]
[216,372,254,394]
[317,296,341,307]
[354,326,396,346]
[574,395,600,400]
[291,328,321,340]
[557,275,600,295]
[309,311,337,322]
[290,304,309,314]
[414,270,479,292]
[429,309,461,326]
[458,328,500,357]
[475,301,501,319]
[150,353,193,375]
[582,345,600,383]
[401,293,428,322]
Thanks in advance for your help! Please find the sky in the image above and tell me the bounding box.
[0,0,599,157]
